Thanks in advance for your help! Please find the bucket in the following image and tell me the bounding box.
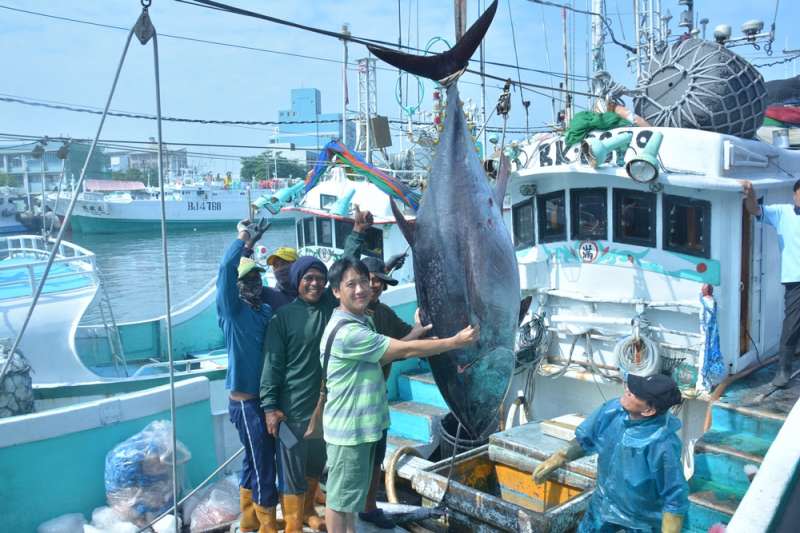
[438,412,491,458]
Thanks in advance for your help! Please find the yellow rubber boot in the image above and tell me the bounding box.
[282,493,305,533]
[239,487,260,532]
[303,478,327,531]
[252,504,279,533]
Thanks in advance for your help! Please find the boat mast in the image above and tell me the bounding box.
[633,0,668,82]
[454,0,467,40]
[341,24,350,148]
[591,0,606,75]
[562,7,571,122]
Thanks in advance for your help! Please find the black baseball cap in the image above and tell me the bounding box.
[627,374,682,412]
[362,256,398,286]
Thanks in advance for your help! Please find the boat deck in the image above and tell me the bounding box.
[720,357,800,416]
[0,255,94,299]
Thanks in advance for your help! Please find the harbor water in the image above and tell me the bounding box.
[65,223,296,323]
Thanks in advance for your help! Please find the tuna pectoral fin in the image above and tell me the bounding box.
[494,155,510,206]
[390,198,416,247]
[367,0,498,83]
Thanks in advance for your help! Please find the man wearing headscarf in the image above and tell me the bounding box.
[259,207,372,532]
[533,374,688,533]
[217,220,278,533]
[263,246,299,311]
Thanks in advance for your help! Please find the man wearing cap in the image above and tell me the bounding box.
[742,179,800,387]
[259,207,372,532]
[359,255,430,529]
[533,374,688,533]
[263,246,299,311]
[217,219,279,532]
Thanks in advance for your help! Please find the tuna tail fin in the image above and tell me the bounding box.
[367,0,498,84]
[390,198,416,247]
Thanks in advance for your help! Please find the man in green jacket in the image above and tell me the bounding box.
[259,208,371,532]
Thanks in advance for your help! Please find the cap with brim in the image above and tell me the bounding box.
[238,257,266,279]
[362,256,398,286]
[267,247,298,266]
[627,373,682,411]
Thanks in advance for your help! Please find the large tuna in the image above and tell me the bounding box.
[368,0,520,440]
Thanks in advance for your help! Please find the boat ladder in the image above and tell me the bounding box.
[95,268,128,377]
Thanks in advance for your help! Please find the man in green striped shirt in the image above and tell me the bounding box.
[320,257,479,533]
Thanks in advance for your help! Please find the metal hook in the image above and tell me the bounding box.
[141,0,152,7]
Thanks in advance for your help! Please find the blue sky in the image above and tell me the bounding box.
[1,0,796,175]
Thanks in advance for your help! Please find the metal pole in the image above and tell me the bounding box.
[479,0,487,159]
[40,153,47,238]
[562,7,571,122]
[0,17,139,387]
[341,24,350,147]
[365,56,372,164]
[23,160,31,214]
[454,0,467,41]
[634,0,641,81]
[151,29,180,533]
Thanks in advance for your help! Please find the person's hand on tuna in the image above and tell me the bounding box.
[452,324,480,347]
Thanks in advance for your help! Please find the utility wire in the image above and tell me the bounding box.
[0,2,590,93]
[0,95,540,132]
[175,0,591,84]
[526,0,636,53]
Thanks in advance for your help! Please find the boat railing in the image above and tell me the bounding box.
[0,235,97,298]
[131,351,227,377]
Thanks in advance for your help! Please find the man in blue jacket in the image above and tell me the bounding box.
[217,219,278,532]
[533,374,688,533]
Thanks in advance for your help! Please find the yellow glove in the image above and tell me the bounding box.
[532,439,584,484]
[661,512,684,533]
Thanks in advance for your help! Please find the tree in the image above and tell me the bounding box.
[0,171,13,187]
[240,151,308,180]
[110,168,145,182]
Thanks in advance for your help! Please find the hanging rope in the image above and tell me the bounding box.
[0,1,145,390]
[135,3,181,530]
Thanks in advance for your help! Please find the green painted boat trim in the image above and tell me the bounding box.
[69,215,294,233]
[34,368,227,400]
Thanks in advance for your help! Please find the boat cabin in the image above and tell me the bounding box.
[508,126,800,393]
[278,167,416,285]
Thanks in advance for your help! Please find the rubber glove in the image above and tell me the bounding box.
[385,252,407,273]
[661,512,684,533]
[532,439,585,484]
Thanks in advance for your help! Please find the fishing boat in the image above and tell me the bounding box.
[0,190,27,234]
[0,164,431,530]
[54,178,284,233]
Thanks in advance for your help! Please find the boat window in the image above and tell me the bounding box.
[663,194,711,258]
[334,219,355,249]
[537,190,566,243]
[316,217,333,247]
[613,189,656,247]
[570,188,607,240]
[320,194,337,210]
[362,227,384,260]
[303,217,316,246]
[296,220,304,248]
[512,198,535,249]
